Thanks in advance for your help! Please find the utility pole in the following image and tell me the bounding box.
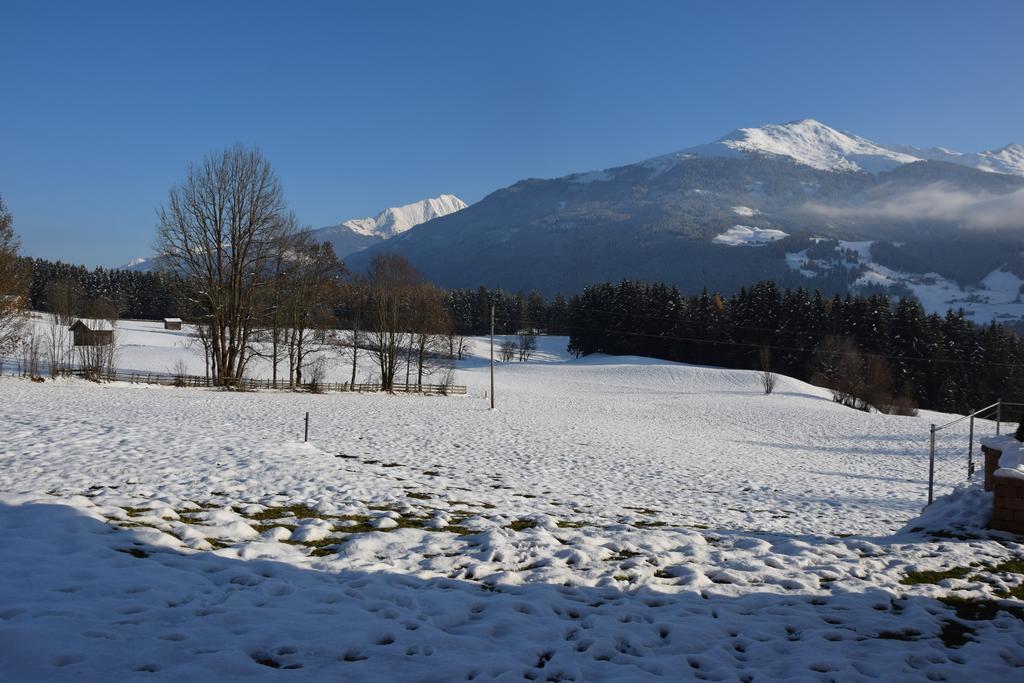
[490,303,495,410]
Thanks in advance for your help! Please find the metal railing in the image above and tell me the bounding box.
[927,399,1024,505]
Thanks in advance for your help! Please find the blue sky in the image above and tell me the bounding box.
[2,1,1022,266]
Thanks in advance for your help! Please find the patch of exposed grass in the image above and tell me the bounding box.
[423,470,441,476]
[609,549,642,561]
[557,520,587,529]
[115,547,149,558]
[626,507,660,515]
[504,519,538,532]
[406,492,432,500]
[246,504,326,521]
[899,567,971,585]
[990,558,1024,575]
[634,520,667,529]
[939,596,1024,621]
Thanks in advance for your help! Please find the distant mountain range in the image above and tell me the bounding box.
[344,119,1024,323]
[120,120,1024,323]
[309,194,467,260]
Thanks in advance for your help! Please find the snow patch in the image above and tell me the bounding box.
[713,225,789,246]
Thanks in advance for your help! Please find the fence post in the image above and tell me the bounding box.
[968,412,975,480]
[928,424,936,506]
[996,399,1002,435]
[304,412,309,443]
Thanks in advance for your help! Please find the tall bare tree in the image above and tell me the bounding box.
[155,146,297,387]
[281,238,345,387]
[365,254,420,392]
[0,195,27,359]
[410,283,449,388]
[337,276,369,387]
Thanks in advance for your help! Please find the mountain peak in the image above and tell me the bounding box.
[691,119,920,173]
[341,194,468,239]
[309,194,467,261]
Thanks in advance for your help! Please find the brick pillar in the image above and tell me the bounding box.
[991,476,1024,535]
[982,445,1002,492]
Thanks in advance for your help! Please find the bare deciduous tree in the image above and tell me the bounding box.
[365,254,420,392]
[280,238,344,387]
[0,195,28,358]
[155,146,297,387]
[499,338,517,362]
[812,336,868,411]
[518,331,537,362]
[758,348,776,395]
[43,279,78,377]
[337,277,369,387]
[409,283,449,388]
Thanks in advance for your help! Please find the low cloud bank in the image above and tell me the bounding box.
[802,184,1024,230]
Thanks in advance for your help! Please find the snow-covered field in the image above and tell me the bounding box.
[2,332,1023,680]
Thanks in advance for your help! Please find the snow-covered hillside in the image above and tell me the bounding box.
[2,331,1023,679]
[786,240,1024,323]
[889,142,1024,177]
[713,225,789,246]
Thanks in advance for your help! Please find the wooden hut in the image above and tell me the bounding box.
[69,319,114,346]
[163,317,183,330]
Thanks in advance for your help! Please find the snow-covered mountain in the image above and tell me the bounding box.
[678,119,921,173]
[119,257,154,272]
[653,119,1024,177]
[312,194,467,260]
[885,142,1024,176]
[338,194,467,239]
[345,120,1024,320]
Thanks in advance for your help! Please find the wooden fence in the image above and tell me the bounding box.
[84,371,467,395]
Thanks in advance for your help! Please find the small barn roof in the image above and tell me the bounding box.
[164,317,183,323]
[69,318,115,332]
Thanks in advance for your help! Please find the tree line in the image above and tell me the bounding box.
[564,280,1024,415]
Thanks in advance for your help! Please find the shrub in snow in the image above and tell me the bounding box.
[1015,418,1023,442]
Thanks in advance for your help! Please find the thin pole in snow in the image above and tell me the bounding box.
[968,412,975,480]
[927,424,936,506]
[490,304,496,410]
[304,412,309,442]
